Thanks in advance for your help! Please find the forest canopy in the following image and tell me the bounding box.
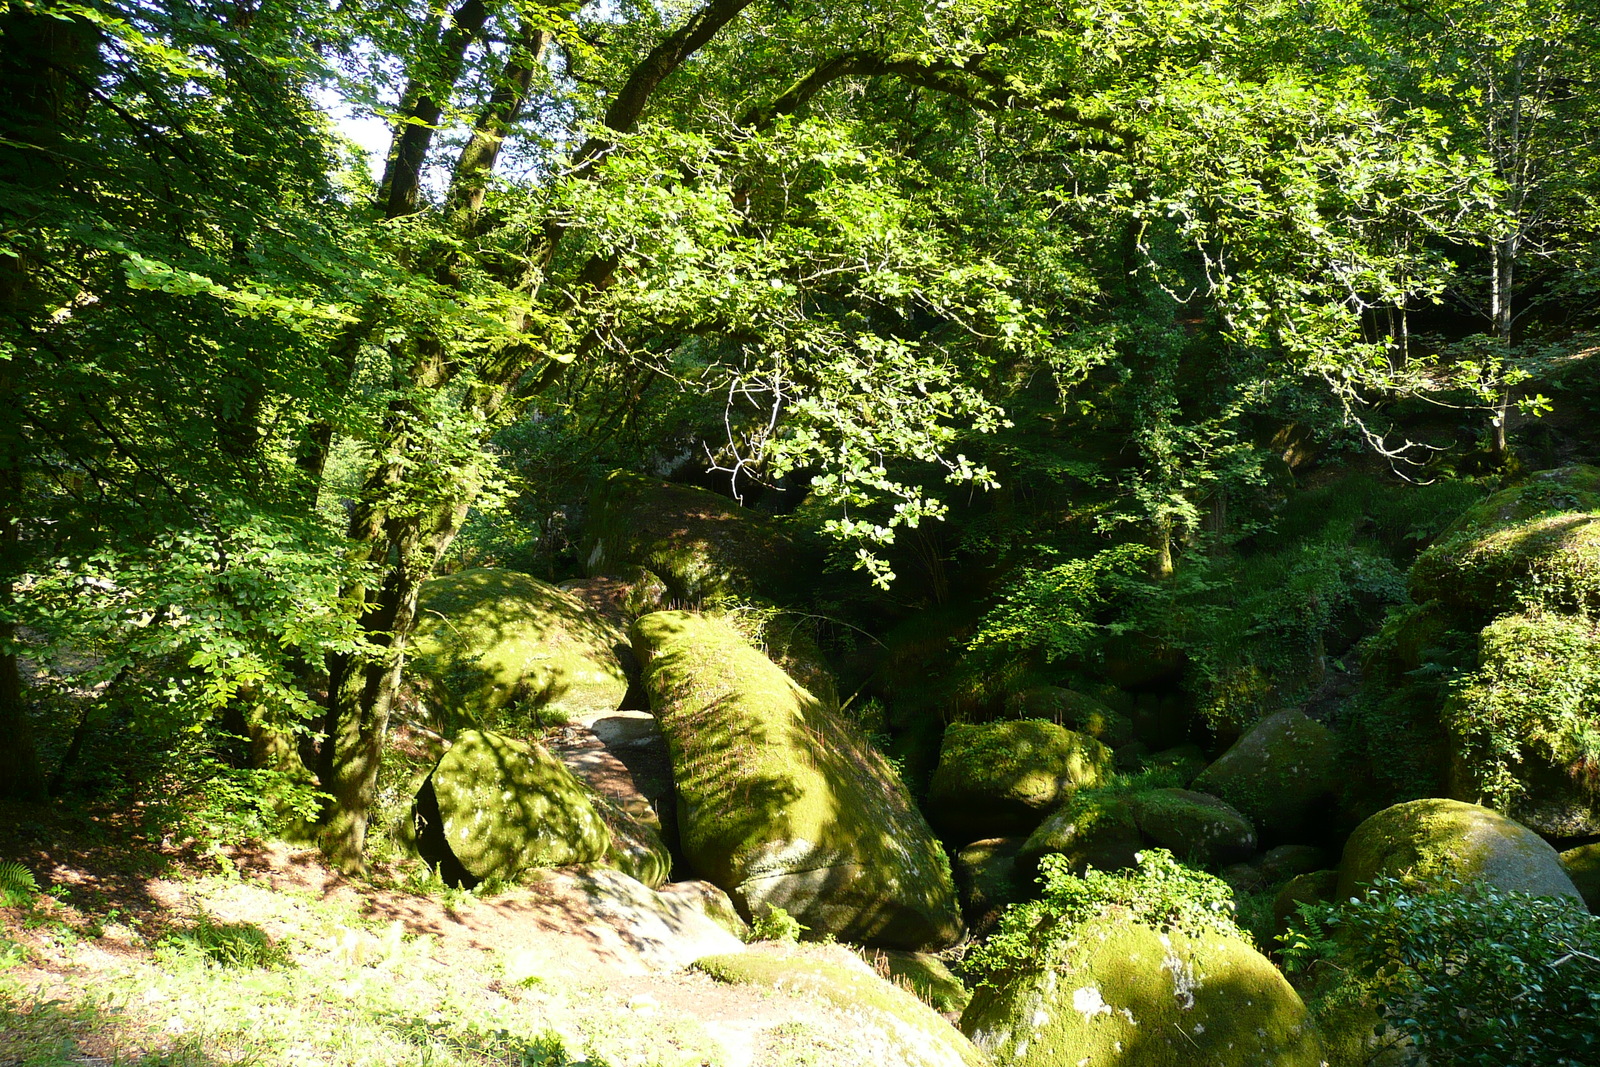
[1,0,1597,876]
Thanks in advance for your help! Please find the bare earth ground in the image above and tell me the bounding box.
[0,809,893,1067]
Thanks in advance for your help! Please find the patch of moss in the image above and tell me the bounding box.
[410,569,632,732]
[633,611,962,948]
[860,949,972,1015]
[695,944,991,1067]
[1336,798,1580,901]
[959,913,1323,1067]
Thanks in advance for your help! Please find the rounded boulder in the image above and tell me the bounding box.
[959,914,1323,1067]
[410,568,633,730]
[1336,797,1580,902]
[413,729,612,884]
[1190,709,1341,843]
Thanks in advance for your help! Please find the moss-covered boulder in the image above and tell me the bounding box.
[410,569,632,730]
[1272,869,1338,938]
[584,470,809,602]
[1190,709,1341,843]
[1443,611,1600,837]
[1129,788,1257,867]
[926,721,1113,839]
[953,838,1028,934]
[959,914,1323,1067]
[1336,798,1581,901]
[1559,842,1600,912]
[860,948,972,1015]
[1017,793,1143,880]
[634,611,962,949]
[1003,687,1133,747]
[1410,465,1600,621]
[413,730,611,884]
[695,944,991,1067]
[720,607,841,711]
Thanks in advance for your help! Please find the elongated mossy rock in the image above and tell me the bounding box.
[633,610,963,949]
[1191,709,1341,843]
[1336,798,1580,901]
[695,943,991,1067]
[927,720,1113,839]
[414,730,612,883]
[959,914,1323,1067]
[410,568,632,730]
[1410,465,1600,621]
[585,470,809,602]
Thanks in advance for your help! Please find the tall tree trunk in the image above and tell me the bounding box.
[315,0,760,873]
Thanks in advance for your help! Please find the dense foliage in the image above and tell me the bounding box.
[1286,875,1600,1066]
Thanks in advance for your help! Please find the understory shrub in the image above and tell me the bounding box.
[1284,875,1600,1066]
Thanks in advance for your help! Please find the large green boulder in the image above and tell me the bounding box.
[959,914,1323,1067]
[1128,788,1256,867]
[634,611,962,949]
[1002,687,1133,747]
[1190,709,1341,843]
[953,838,1028,934]
[1443,611,1600,837]
[413,730,612,884]
[410,569,632,730]
[1410,465,1600,621]
[695,944,991,1067]
[1017,793,1143,880]
[584,470,809,602]
[1559,843,1600,912]
[1336,798,1581,902]
[927,721,1113,839]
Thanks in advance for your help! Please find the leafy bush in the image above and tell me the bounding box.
[746,905,807,943]
[1444,611,1600,808]
[1284,875,1600,1066]
[967,848,1242,985]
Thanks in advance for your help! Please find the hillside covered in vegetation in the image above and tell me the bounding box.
[3,0,1600,1064]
